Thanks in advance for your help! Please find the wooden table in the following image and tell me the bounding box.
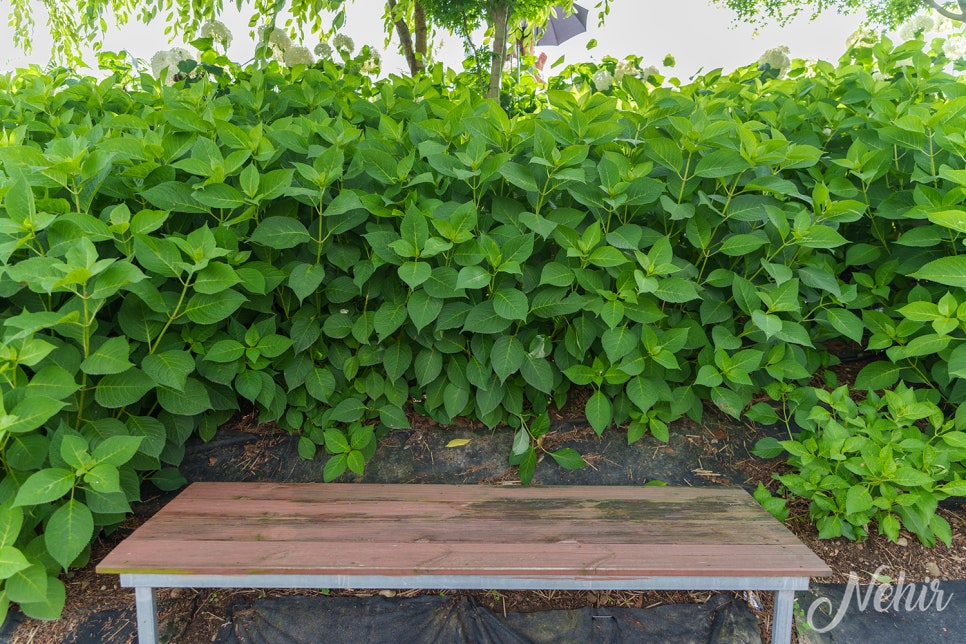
[98,482,831,644]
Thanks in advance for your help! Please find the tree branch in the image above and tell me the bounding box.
[924,0,966,21]
[486,2,510,99]
[414,2,427,65]
[388,0,421,75]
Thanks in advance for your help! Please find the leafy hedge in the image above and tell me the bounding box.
[2,36,966,621]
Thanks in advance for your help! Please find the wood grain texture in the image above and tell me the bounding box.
[98,483,831,579]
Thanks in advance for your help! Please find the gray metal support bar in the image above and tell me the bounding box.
[134,587,158,644]
[771,589,795,644]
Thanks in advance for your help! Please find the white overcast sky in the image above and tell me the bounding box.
[1,1,869,77]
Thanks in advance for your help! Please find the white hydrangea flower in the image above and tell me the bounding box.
[640,65,659,80]
[934,15,957,34]
[283,46,315,67]
[198,20,232,49]
[260,26,292,52]
[150,47,194,85]
[846,28,877,49]
[944,34,966,59]
[614,59,636,83]
[899,14,934,41]
[591,69,613,91]
[314,42,334,59]
[333,33,354,53]
[872,70,887,81]
[758,46,791,77]
[340,309,349,315]
[361,49,382,74]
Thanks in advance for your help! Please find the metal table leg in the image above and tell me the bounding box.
[134,587,158,644]
[771,589,795,644]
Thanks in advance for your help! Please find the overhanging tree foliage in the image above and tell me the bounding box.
[717,0,965,28]
[5,0,579,97]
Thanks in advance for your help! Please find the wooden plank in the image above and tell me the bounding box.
[99,540,829,578]
[98,483,831,579]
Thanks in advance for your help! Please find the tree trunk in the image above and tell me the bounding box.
[388,0,422,75]
[486,2,510,99]
[414,2,427,66]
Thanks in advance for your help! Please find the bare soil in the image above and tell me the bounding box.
[11,369,966,643]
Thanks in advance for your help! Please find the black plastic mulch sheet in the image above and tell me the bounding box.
[796,581,966,643]
[213,594,760,644]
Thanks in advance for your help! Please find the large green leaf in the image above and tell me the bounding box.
[490,336,525,383]
[142,350,194,391]
[183,289,247,324]
[911,257,966,288]
[4,397,66,434]
[13,468,74,506]
[95,369,155,408]
[492,288,528,321]
[249,216,311,249]
[156,378,212,415]
[45,500,94,569]
[585,390,612,436]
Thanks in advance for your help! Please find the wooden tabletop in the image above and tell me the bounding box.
[98,483,831,580]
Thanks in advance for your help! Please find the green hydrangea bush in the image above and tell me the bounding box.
[3,33,966,620]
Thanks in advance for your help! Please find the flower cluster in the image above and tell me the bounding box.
[591,68,613,92]
[360,49,382,75]
[314,42,334,59]
[943,34,966,60]
[198,20,232,50]
[898,14,935,41]
[150,47,194,85]
[757,46,791,78]
[333,34,355,53]
[845,28,877,50]
[613,59,636,83]
[284,46,315,67]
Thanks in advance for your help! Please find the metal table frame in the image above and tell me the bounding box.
[120,572,808,644]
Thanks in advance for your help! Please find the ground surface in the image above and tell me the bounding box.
[7,392,966,643]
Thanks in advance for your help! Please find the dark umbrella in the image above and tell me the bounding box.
[536,4,590,47]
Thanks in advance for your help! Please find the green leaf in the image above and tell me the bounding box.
[288,263,326,303]
[797,225,848,249]
[694,149,749,178]
[549,448,587,470]
[826,308,864,344]
[585,390,612,435]
[92,436,143,467]
[444,383,470,418]
[156,379,212,415]
[654,277,700,303]
[94,369,155,408]
[719,234,768,257]
[456,266,490,290]
[407,290,443,332]
[0,506,24,548]
[492,289,528,321]
[397,261,432,289]
[521,354,554,394]
[249,216,311,249]
[911,257,966,288]
[142,350,194,391]
[331,398,366,423]
[205,339,245,363]
[601,326,638,363]
[5,397,66,434]
[323,454,348,482]
[305,367,336,403]
[891,468,934,488]
[845,485,874,515]
[463,301,513,334]
[184,289,247,324]
[45,499,94,569]
[854,361,901,391]
[0,546,30,580]
[14,468,75,506]
[324,429,350,453]
[193,262,240,295]
[5,564,47,603]
[383,341,412,382]
[491,336,525,383]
